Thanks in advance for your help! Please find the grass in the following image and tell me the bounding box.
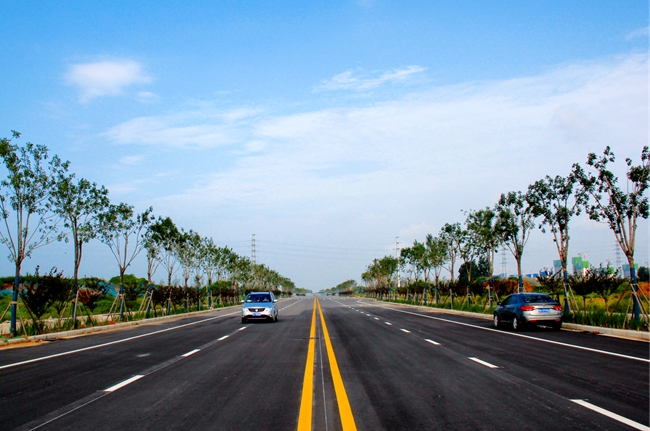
[0,295,240,338]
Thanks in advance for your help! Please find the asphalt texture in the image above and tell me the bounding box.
[0,297,648,431]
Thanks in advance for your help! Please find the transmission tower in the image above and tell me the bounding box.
[251,234,256,265]
[614,242,622,273]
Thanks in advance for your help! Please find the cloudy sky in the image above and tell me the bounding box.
[1,1,648,290]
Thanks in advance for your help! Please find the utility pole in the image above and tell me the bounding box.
[395,237,401,301]
[251,234,257,291]
[251,234,256,265]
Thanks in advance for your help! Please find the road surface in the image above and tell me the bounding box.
[0,297,648,430]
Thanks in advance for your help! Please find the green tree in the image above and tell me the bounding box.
[97,203,153,319]
[146,216,181,286]
[495,191,536,292]
[573,146,649,320]
[51,173,109,327]
[526,173,586,313]
[0,131,68,336]
[465,207,502,305]
[439,222,463,282]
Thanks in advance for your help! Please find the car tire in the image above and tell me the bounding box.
[513,316,523,331]
[493,314,501,328]
[552,322,562,331]
[241,318,247,324]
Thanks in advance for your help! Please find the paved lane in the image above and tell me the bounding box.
[0,296,647,431]
[322,297,649,430]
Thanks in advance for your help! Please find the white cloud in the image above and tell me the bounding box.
[107,54,647,287]
[119,155,144,165]
[105,107,261,148]
[66,59,152,102]
[137,91,159,103]
[317,66,426,91]
[625,26,649,40]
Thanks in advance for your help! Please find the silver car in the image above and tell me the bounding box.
[241,291,278,323]
[494,293,563,330]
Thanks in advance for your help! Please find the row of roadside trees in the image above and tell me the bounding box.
[0,131,294,337]
[361,146,649,326]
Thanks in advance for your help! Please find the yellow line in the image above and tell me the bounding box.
[297,300,317,431]
[317,299,358,431]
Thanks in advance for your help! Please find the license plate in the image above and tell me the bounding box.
[253,313,261,317]
[538,308,550,313]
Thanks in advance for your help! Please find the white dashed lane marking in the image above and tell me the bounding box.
[104,375,144,392]
[468,357,499,369]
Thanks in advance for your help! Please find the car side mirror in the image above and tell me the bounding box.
[274,299,278,303]
[496,302,502,306]
[241,300,245,303]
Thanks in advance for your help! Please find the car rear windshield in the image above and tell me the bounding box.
[523,294,553,303]
[247,294,272,302]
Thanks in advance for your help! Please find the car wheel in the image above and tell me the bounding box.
[552,321,562,331]
[241,318,247,324]
[513,316,523,331]
[493,314,501,328]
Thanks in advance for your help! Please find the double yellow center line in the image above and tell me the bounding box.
[297,299,357,431]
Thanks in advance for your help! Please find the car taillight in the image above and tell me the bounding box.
[520,305,535,311]
[553,305,562,310]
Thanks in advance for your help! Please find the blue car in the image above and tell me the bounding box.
[241,291,279,323]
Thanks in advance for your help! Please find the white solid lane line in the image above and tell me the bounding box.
[181,349,201,357]
[104,375,145,392]
[468,357,499,369]
[217,335,229,341]
[570,399,650,431]
[400,329,411,333]
[238,327,247,331]
[425,339,441,346]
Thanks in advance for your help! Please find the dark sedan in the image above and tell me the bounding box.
[494,293,563,331]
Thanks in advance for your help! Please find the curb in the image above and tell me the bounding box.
[369,299,650,342]
[1,304,241,347]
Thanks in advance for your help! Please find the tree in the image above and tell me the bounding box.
[465,207,502,305]
[439,222,463,282]
[526,173,586,313]
[495,191,536,292]
[573,146,649,320]
[146,216,181,286]
[638,266,649,282]
[0,131,68,336]
[424,233,448,303]
[97,203,153,319]
[51,172,109,327]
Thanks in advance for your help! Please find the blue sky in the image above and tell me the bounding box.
[1,1,648,289]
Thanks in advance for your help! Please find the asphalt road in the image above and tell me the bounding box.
[0,297,648,431]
